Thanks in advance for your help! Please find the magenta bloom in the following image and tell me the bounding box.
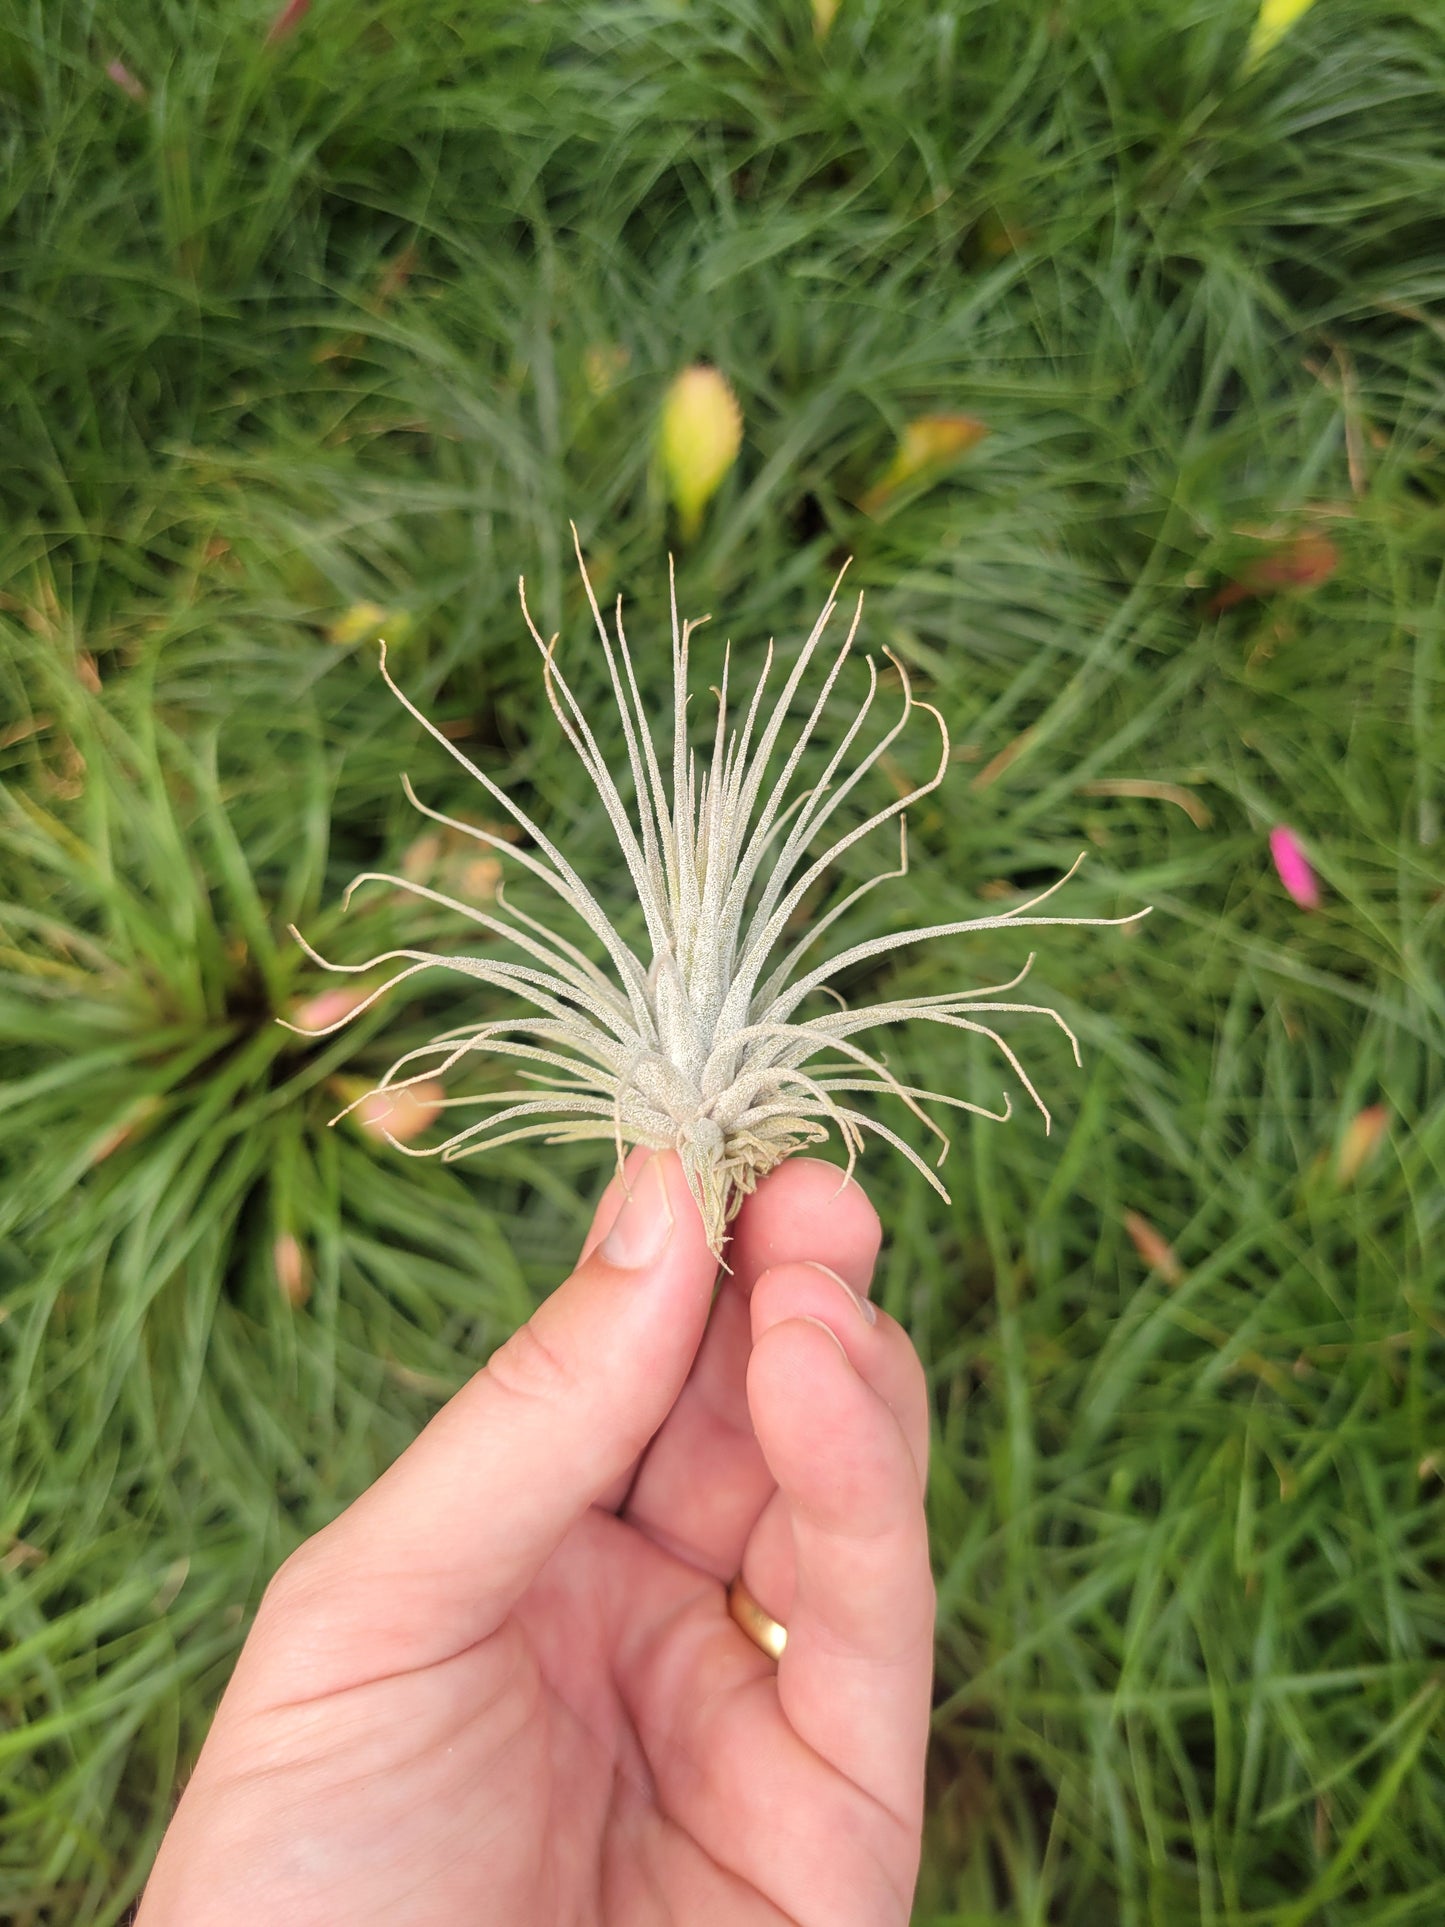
[265,0,311,46]
[1270,826,1320,910]
[106,59,147,103]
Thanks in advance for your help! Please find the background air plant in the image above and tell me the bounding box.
[291,534,1148,1254]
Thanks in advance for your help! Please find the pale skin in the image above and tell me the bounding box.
[137,1152,936,1926]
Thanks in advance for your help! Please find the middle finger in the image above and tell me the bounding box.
[620,1157,881,1576]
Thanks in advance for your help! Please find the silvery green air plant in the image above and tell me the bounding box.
[292,536,1147,1256]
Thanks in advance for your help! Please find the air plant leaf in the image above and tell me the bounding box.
[291,534,1149,1255]
[330,1074,447,1145]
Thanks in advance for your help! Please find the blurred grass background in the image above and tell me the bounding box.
[2,0,1444,1920]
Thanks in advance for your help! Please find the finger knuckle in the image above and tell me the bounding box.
[484,1318,581,1409]
[256,1535,333,1629]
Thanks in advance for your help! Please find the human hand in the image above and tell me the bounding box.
[137,1152,935,1926]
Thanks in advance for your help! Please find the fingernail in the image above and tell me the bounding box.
[600,1154,673,1269]
[799,1315,851,1360]
[803,1261,876,1325]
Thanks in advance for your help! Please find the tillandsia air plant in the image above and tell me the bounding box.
[291,532,1148,1256]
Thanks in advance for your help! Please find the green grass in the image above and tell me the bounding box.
[2,0,1444,1919]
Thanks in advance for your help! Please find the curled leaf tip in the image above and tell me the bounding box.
[356,1081,447,1144]
[289,985,373,1033]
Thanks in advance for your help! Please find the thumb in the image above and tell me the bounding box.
[250,1152,716,1693]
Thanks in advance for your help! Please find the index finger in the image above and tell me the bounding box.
[619,1158,882,1574]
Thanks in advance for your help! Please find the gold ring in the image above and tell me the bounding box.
[727,1574,788,1660]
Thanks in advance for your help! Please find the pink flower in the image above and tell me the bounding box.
[1122,1209,1184,1285]
[1269,826,1320,910]
[87,1095,162,1165]
[265,1,311,48]
[289,985,373,1033]
[355,1081,445,1144]
[1208,531,1337,612]
[106,59,148,103]
[272,1234,310,1307]
[1335,1106,1388,1185]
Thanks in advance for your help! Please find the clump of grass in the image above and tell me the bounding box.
[2,2,1444,1922]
